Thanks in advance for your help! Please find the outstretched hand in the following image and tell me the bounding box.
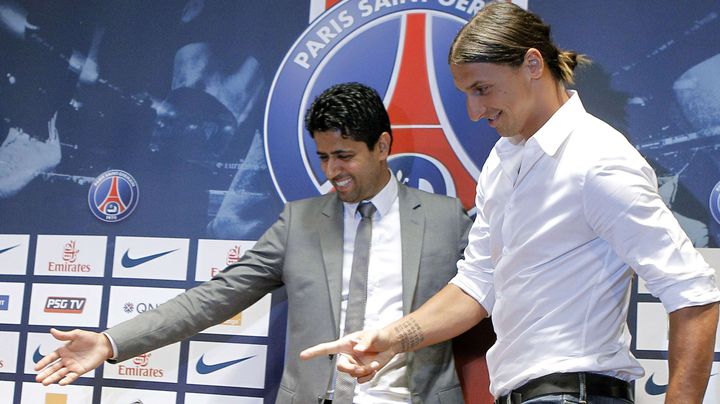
[35,328,114,386]
[299,329,398,383]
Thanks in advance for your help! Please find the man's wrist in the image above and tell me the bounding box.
[390,317,424,353]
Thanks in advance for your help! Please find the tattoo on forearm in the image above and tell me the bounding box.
[394,318,424,352]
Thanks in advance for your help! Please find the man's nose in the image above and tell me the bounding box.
[324,158,340,178]
[467,97,486,122]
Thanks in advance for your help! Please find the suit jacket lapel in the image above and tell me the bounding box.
[319,195,344,337]
[398,185,424,315]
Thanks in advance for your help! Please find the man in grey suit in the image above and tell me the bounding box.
[35,82,472,403]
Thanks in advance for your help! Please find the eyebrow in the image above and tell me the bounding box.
[464,80,489,90]
[316,149,354,156]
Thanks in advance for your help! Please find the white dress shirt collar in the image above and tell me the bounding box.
[343,170,397,218]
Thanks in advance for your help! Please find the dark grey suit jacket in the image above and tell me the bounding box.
[107,182,472,403]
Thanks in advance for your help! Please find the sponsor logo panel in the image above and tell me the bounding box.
[0,381,14,402]
[0,282,25,324]
[34,234,107,277]
[635,302,669,351]
[0,331,20,373]
[104,343,180,383]
[24,332,95,377]
[201,293,271,337]
[186,341,267,388]
[106,285,185,328]
[636,359,719,403]
[184,392,263,404]
[113,236,189,280]
[100,386,176,404]
[0,234,30,275]
[20,382,93,404]
[698,248,720,274]
[29,284,103,327]
[195,239,256,281]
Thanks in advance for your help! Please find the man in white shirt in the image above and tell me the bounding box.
[300,4,720,404]
[34,82,472,404]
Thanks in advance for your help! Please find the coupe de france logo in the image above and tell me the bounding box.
[87,169,139,222]
[265,1,500,209]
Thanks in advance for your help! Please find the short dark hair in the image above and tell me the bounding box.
[449,2,589,84]
[305,82,392,151]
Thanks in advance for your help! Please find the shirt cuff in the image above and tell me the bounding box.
[102,332,118,361]
[654,273,720,313]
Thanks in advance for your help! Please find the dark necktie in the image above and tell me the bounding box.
[333,201,376,403]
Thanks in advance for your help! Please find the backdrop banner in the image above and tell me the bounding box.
[0,1,718,403]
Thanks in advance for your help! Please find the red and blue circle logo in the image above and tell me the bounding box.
[711,180,720,225]
[87,169,139,222]
[265,1,500,211]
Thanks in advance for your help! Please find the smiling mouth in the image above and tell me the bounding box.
[333,177,352,189]
[487,111,501,123]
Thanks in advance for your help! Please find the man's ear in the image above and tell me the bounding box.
[525,48,544,79]
[377,132,391,157]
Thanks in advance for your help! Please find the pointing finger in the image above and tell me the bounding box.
[299,340,345,360]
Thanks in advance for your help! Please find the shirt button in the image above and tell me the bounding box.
[502,247,509,255]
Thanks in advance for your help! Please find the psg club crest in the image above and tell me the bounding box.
[711,180,720,225]
[264,1,502,211]
[87,169,139,222]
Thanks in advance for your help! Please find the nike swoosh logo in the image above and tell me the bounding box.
[121,249,177,268]
[646,371,719,396]
[195,354,255,374]
[33,346,45,364]
[645,373,667,395]
[0,245,19,255]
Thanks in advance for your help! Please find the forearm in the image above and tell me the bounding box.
[666,302,719,404]
[385,284,487,353]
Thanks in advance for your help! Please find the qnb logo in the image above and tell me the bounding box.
[195,354,255,374]
[48,240,91,273]
[122,302,159,314]
[44,297,86,314]
[117,352,164,377]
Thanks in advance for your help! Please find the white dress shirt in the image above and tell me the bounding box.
[340,176,410,403]
[450,91,720,397]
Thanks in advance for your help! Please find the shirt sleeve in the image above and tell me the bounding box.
[583,155,720,313]
[450,178,496,315]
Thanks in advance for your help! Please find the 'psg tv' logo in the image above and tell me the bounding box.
[87,169,139,222]
[264,1,504,210]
